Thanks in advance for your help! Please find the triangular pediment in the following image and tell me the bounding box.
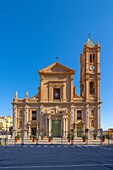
[39,62,76,75]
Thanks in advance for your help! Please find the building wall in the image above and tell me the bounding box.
[12,38,102,138]
[0,116,13,131]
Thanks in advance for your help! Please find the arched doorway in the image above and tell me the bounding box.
[76,121,85,137]
[52,120,61,137]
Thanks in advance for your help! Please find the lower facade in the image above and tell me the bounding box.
[12,103,101,139]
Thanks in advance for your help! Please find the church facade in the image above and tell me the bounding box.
[12,37,102,138]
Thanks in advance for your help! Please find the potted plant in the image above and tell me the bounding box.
[30,135,33,140]
[82,135,87,142]
[93,133,97,140]
[41,133,46,140]
[102,135,106,142]
[67,134,74,142]
[32,135,36,142]
[15,134,20,142]
[48,136,52,142]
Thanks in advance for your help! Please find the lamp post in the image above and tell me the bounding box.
[36,125,39,146]
[21,130,24,146]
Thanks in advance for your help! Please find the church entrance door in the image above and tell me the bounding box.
[52,120,61,137]
[31,128,36,136]
[77,127,83,137]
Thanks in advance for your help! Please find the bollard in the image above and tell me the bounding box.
[85,129,89,145]
[36,137,38,146]
[4,138,7,145]
[0,138,2,146]
[21,137,24,145]
[100,128,103,145]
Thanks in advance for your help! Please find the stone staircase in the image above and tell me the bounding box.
[6,137,105,145]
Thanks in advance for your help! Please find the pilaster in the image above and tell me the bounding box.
[24,105,28,138]
[12,105,17,137]
[39,105,43,135]
[70,105,74,130]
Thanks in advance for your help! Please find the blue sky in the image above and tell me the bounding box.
[0,0,113,130]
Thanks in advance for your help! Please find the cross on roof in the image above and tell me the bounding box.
[88,33,91,38]
[56,56,58,62]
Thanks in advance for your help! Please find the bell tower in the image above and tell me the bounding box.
[80,37,101,102]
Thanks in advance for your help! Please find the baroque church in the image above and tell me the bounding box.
[12,37,102,138]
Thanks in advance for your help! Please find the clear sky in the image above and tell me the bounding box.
[0,0,113,130]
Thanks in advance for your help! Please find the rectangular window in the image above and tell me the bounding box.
[90,82,95,94]
[32,111,37,120]
[77,110,82,120]
[19,121,22,128]
[90,54,92,63]
[90,54,95,63]
[53,88,60,100]
[93,54,95,62]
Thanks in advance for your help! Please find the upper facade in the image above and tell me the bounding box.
[38,62,76,103]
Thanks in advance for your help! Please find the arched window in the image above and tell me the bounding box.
[20,110,22,117]
[19,121,22,128]
[93,54,95,62]
[90,82,95,94]
[77,110,82,120]
[91,110,94,116]
[32,111,37,120]
[91,120,94,127]
[90,54,95,63]
[54,88,60,100]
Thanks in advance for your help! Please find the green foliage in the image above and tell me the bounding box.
[16,134,20,139]
[33,135,36,139]
[30,135,33,138]
[41,133,46,138]
[67,134,74,140]
[48,136,52,139]
[82,135,87,139]
[93,133,97,137]
[102,135,106,139]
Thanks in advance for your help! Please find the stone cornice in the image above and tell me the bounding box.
[39,71,75,75]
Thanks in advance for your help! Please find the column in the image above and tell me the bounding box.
[65,118,68,136]
[24,105,28,138]
[28,124,31,137]
[36,125,39,138]
[63,117,66,137]
[86,79,89,101]
[85,48,89,73]
[74,124,77,138]
[63,83,66,102]
[70,106,74,130]
[70,75,74,101]
[86,105,90,139]
[48,115,51,136]
[40,75,44,101]
[97,105,101,135]
[96,76,100,102]
[13,105,17,137]
[39,105,43,135]
[97,47,100,73]
[49,84,52,102]
[46,115,48,136]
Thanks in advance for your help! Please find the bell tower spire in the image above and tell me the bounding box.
[80,36,102,131]
[80,37,101,102]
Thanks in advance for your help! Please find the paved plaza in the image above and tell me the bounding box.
[0,145,113,170]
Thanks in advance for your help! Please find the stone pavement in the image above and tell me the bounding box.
[0,144,113,169]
